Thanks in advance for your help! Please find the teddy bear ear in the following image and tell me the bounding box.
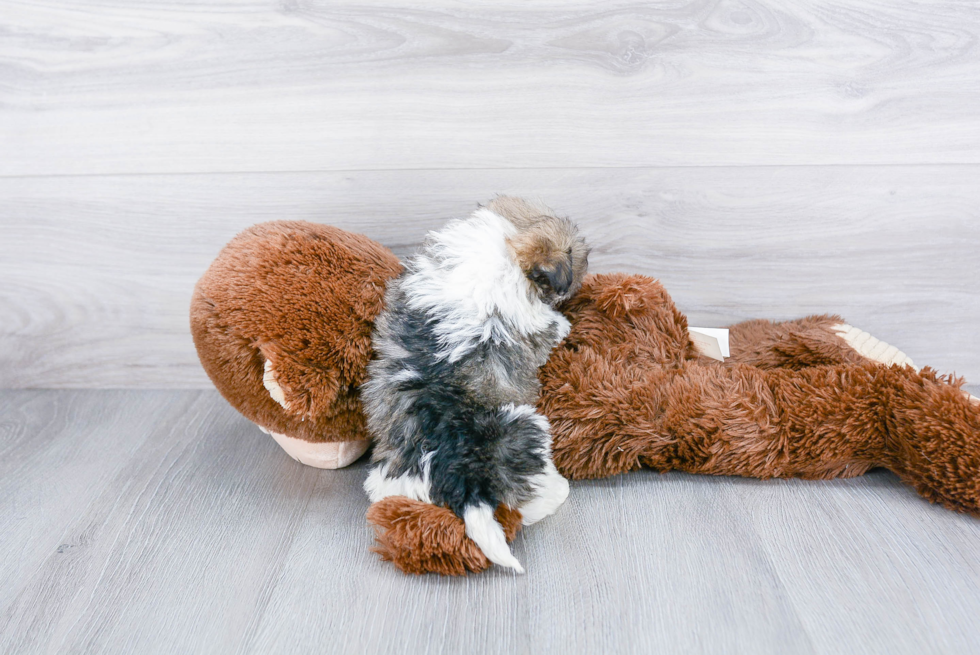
[259,342,341,421]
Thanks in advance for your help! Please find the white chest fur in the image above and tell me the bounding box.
[401,208,568,362]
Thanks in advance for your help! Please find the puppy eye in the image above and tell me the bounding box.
[566,247,573,256]
[528,270,551,288]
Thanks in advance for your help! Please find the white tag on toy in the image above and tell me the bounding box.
[688,327,730,362]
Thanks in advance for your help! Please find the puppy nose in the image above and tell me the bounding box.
[535,259,572,295]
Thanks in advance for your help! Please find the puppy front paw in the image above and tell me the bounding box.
[554,314,572,342]
[519,461,570,525]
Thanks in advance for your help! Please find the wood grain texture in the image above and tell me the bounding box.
[0,390,323,654]
[2,0,980,175]
[1,166,977,388]
[2,389,980,655]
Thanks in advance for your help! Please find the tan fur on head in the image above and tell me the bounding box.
[488,196,590,307]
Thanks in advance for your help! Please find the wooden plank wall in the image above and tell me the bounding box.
[1,0,978,388]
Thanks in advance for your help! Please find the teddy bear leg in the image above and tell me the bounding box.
[760,363,980,513]
[828,324,977,404]
[727,317,977,405]
[546,358,980,514]
[546,362,875,481]
[723,315,884,369]
[869,365,980,514]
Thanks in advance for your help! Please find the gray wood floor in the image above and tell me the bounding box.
[3,388,980,655]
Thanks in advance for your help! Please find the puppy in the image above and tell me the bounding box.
[362,197,589,573]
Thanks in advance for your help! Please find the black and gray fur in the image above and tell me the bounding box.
[361,198,588,572]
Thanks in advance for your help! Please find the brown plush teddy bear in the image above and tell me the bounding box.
[191,211,980,576]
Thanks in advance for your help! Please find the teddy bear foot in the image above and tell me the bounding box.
[832,323,917,369]
[833,323,979,404]
[258,426,370,469]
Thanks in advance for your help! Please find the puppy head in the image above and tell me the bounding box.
[488,196,590,307]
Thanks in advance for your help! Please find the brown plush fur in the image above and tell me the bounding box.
[541,274,980,518]
[367,499,522,575]
[719,314,871,369]
[191,221,402,442]
[192,221,980,575]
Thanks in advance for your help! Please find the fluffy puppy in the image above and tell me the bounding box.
[362,197,589,573]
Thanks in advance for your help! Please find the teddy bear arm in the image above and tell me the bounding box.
[366,498,523,575]
[545,363,874,481]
